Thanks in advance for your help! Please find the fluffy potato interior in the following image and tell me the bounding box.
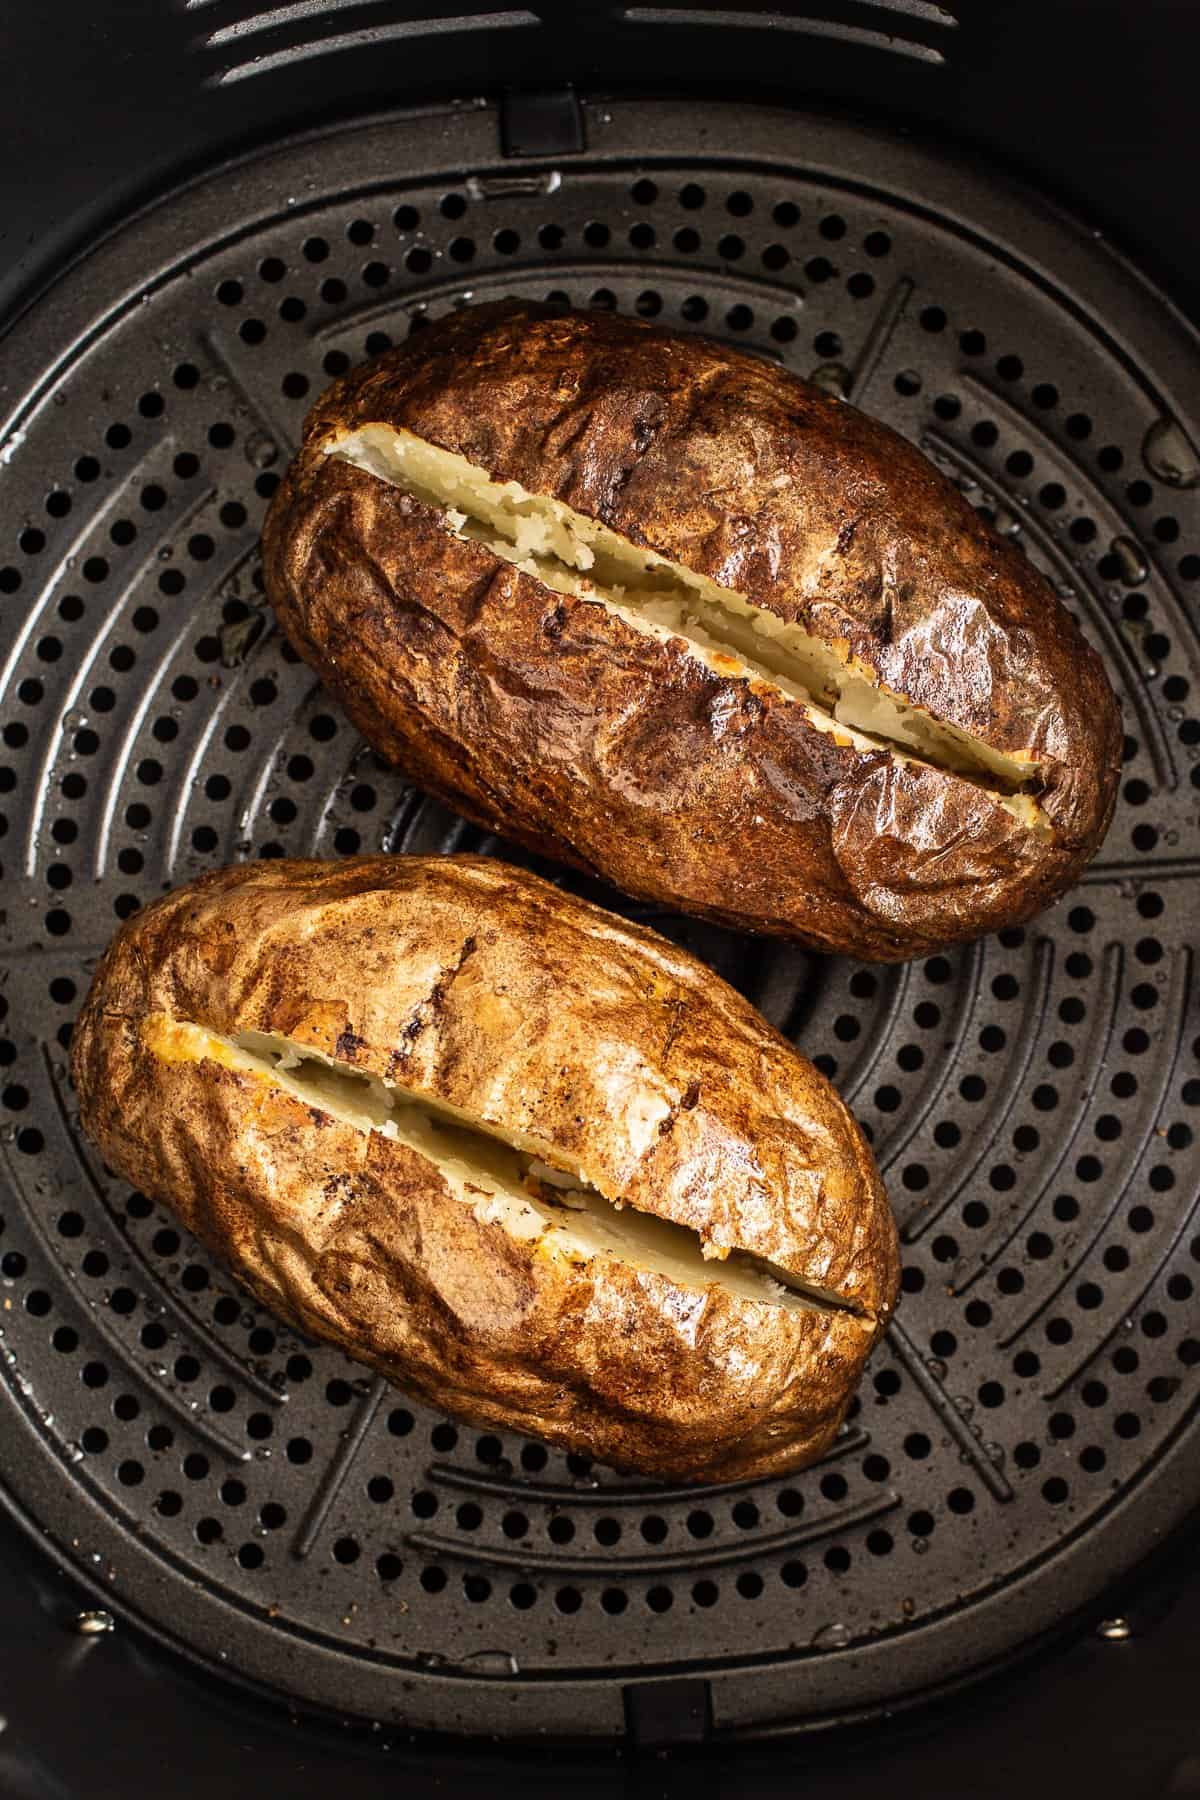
[147,1016,851,1317]
[332,424,1046,834]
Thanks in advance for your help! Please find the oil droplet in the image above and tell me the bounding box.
[952,1395,974,1419]
[809,363,849,398]
[912,1537,930,1555]
[992,504,1022,538]
[73,1609,114,1636]
[1143,416,1200,489]
[811,1621,852,1649]
[460,1649,520,1678]
[925,1358,948,1381]
[1110,535,1148,585]
[415,1650,448,1671]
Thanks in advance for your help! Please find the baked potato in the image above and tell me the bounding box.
[70,855,898,1484]
[262,301,1122,962]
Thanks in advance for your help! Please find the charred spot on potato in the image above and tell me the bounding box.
[327,424,1050,833]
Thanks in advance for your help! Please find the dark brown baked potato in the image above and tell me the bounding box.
[71,855,898,1484]
[262,302,1122,960]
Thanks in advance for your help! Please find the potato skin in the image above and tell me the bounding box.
[263,302,1122,960]
[70,856,897,1484]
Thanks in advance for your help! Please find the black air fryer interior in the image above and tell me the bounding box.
[0,5,1198,1796]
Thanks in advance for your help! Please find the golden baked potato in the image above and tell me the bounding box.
[263,300,1122,961]
[71,855,898,1484]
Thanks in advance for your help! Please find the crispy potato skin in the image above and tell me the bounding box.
[263,302,1122,960]
[71,856,897,1484]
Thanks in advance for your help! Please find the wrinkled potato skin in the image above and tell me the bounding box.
[262,302,1121,961]
[71,856,898,1484]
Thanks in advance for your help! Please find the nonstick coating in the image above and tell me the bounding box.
[0,100,1195,1738]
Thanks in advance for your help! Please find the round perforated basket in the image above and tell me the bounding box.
[0,99,1196,1741]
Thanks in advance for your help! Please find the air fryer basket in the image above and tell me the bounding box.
[0,98,1196,1741]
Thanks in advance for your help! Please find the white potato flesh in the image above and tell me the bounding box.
[161,1020,843,1315]
[332,424,1046,831]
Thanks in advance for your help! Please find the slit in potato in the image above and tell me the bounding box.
[330,424,1048,835]
[146,1015,858,1317]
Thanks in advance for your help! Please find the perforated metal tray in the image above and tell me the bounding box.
[0,98,1196,1740]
